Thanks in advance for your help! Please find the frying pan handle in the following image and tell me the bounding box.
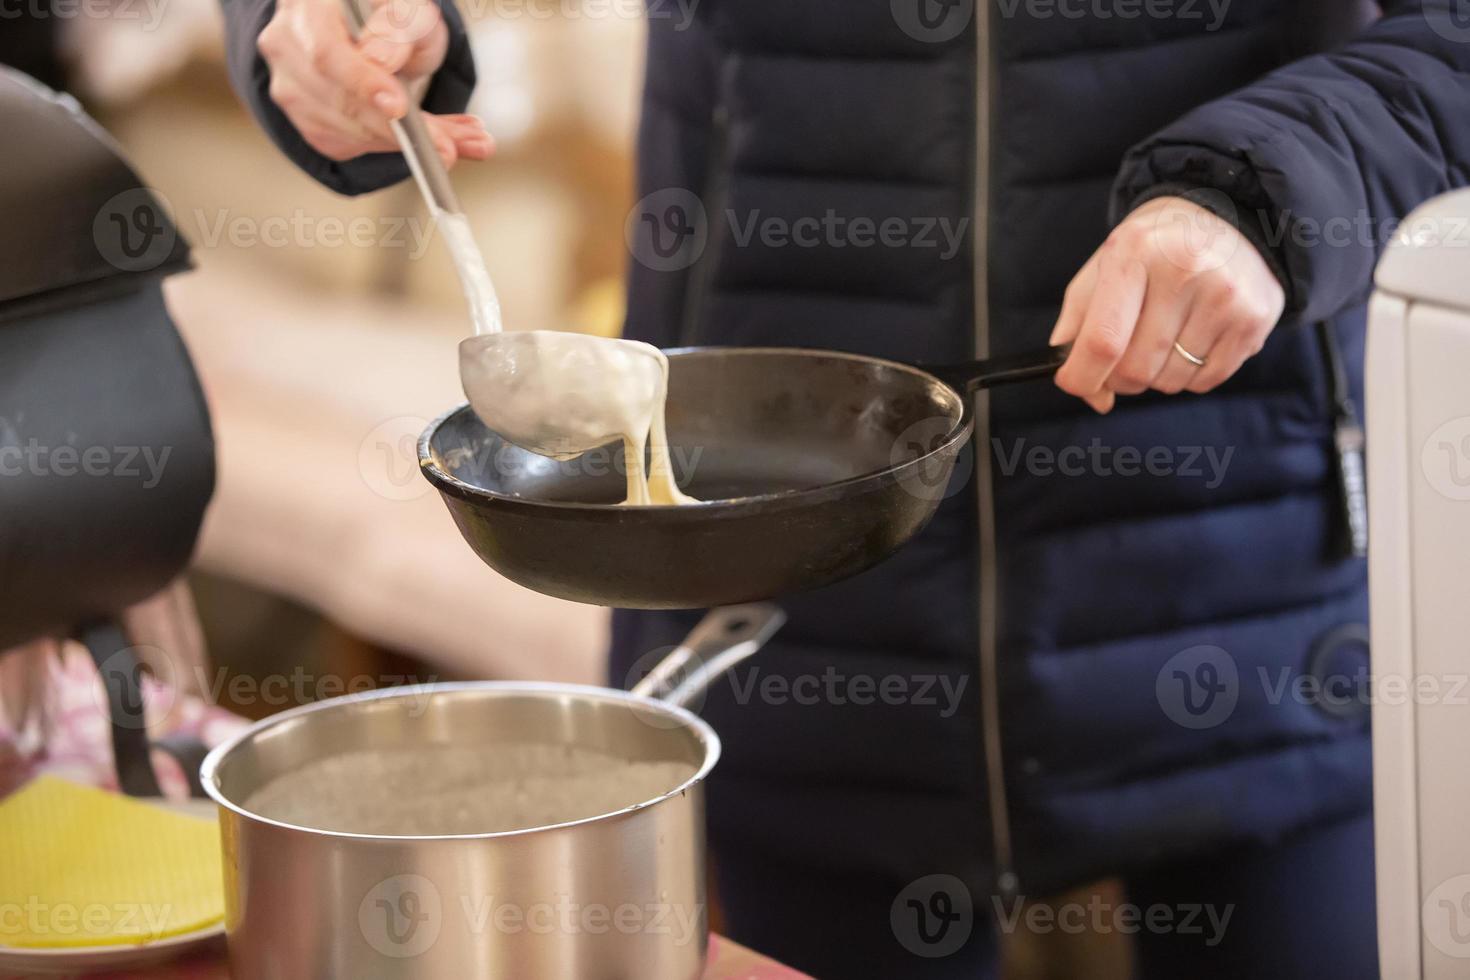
[630,604,786,709]
[925,344,1072,394]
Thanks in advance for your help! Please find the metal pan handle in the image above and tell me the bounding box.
[925,343,1072,394]
[630,604,786,709]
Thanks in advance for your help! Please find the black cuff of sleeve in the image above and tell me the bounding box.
[244,0,477,197]
[1125,182,1293,309]
[422,0,477,116]
[325,0,476,195]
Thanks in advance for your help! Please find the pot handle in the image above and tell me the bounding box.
[925,344,1072,394]
[630,604,786,709]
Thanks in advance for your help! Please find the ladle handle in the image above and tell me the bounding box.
[339,0,463,215]
[630,604,786,709]
[926,344,1072,394]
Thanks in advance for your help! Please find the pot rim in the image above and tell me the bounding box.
[200,680,721,842]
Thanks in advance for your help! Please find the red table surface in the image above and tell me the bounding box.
[79,934,811,980]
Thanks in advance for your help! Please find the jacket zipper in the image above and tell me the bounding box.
[1316,320,1369,560]
[677,107,729,347]
[973,2,1019,902]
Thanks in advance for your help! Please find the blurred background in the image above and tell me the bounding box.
[11,4,1130,975]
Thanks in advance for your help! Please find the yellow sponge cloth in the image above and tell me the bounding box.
[0,776,224,948]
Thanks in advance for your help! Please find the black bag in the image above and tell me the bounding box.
[0,69,216,792]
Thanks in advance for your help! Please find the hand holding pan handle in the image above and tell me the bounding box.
[925,343,1073,393]
[630,604,786,709]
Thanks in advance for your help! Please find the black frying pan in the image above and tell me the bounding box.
[418,345,1068,609]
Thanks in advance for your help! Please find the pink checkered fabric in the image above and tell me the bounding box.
[0,643,248,801]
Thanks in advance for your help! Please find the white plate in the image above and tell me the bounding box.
[0,925,225,975]
[0,799,225,976]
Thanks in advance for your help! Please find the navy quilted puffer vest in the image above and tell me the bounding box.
[610,0,1470,897]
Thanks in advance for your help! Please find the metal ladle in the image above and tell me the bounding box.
[340,0,665,460]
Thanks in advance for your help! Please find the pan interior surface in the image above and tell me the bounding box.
[208,686,710,838]
[428,348,966,505]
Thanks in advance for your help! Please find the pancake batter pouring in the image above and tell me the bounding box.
[434,209,696,505]
[460,329,696,505]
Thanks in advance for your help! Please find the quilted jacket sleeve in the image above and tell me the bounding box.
[219,0,476,196]
[1113,1,1470,323]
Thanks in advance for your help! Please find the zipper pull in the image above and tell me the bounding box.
[1316,321,1368,561]
[1331,401,1368,560]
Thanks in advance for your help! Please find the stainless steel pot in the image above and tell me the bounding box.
[200,604,784,980]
